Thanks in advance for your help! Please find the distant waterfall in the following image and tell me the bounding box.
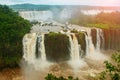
[19,11,53,21]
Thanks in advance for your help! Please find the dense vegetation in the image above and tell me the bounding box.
[45,32,70,62]
[45,74,79,80]
[93,52,120,80]
[0,5,32,69]
[69,11,120,29]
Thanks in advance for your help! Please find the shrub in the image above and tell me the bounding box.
[45,73,79,80]
[94,52,120,80]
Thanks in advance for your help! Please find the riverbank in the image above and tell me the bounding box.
[0,68,22,80]
[0,50,115,80]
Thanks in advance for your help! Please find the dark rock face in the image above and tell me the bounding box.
[90,29,120,50]
[103,29,120,50]
[91,29,97,48]
[44,33,70,62]
[76,32,86,54]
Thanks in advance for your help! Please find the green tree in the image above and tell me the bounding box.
[0,5,32,69]
[95,52,120,80]
[45,73,79,80]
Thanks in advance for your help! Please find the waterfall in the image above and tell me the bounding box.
[19,11,53,21]
[37,34,46,61]
[67,33,87,70]
[99,29,105,49]
[96,29,104,51]
[85,28,95,55]
[68,34,80,60]
[23,33,47,63]
[96,29,101,51]
[22,28,106,70]
[85,28,106,60]
[23,33,50,64]
[23,33,37,63]
[23,33,51,70]
[72,34,81,60]
[67,34,74,58]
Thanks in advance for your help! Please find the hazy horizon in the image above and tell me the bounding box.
[0,0,120,6]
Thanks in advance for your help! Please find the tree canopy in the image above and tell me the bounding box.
[69,11,120,29]
[0,5,32,69]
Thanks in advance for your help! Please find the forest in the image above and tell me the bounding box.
[69,11,120,29]
[0,5,32,69]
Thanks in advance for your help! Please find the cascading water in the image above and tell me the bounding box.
[96,29,101,51]
[67,33,87,71]
[96,29,105,51]
[85,28,95,55]
[68,34,80,60]
[95,28,105,53]
[37,34,46,61]
[19,8,119,80]
[23,33,37,64]
[23,33,51,70]
[22,28,108,80]
[99,29,105,49]
[19,11,53,21]
[85,28,107,60]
